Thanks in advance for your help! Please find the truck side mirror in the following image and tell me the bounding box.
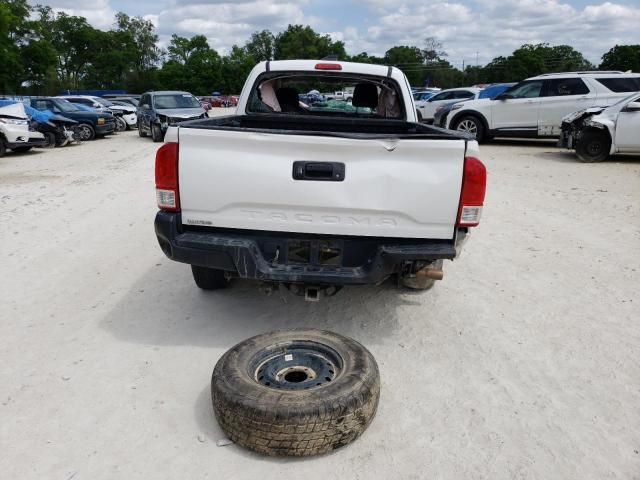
[623,101,640,112]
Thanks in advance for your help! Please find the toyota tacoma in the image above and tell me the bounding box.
[154,60,487,299]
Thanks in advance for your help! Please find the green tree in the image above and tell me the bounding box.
[274,25,346,60]
[384,46,425,85]
[0,0,30,92]
[160,34,222,94]
[220,45,255,93]
[600,45,640,72]
[46,12,98,89]
[481,44,594,83]
[115,12,161,91]
[422,37,447,64]
[349,52,384,64]
[20,40,57,90]
[245,29,275,62]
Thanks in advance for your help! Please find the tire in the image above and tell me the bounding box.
[0,140,6,157]
[11,146,32,153]
[138,121,148,137]
[191,265,229,290]
[77,123,95,141]
[212,329,380,457]
[115,117,127,132]
[151,123,163,142]
[576,130,610,163]
[454,115,485,142]
[43,132,56,148]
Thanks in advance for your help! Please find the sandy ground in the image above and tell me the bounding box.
[1,120,639,479]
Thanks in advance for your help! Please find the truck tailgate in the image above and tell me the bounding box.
[178,128,466,239]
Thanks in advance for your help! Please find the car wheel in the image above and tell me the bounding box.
[0,139,5,157]
[43,132,57,148]
[138,121,147,137]
[151,123,163,142]
[576,130,611,163]
[191,265,229,290]
[77,123,95,141]
[454,115,485,142]
[212,329,380,456]
[115,117,127,132]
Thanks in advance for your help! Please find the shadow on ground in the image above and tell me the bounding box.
[100,259,425,350]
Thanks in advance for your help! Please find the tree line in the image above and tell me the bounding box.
[2,0,639,96]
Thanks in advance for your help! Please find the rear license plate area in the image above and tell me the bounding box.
[287,240,343,266]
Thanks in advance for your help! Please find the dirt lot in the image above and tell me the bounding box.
[1,120,639,479]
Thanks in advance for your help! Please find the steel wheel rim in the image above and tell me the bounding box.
[586,140,602,156]
[79,126,92,140]
[248,341,343,391]
[457,119,478,135]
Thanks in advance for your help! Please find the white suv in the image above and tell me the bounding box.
[445,71,640,141]
[417,87,480,122]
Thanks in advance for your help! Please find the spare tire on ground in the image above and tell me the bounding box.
[211,329,380,456]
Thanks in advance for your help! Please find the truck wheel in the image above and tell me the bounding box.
[77,123,95,141]
[454,115,485,142]
[151,124,163,143]
[191,265,229,290]
[138,121,148,137]
[212,329,380,457]
[576,130,610,163]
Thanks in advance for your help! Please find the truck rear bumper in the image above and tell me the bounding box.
[155,212,461,285]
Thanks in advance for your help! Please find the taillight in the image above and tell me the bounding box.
[155,142,180,212]
[457,156,486,227]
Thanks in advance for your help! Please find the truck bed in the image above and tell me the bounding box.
[180,114,468,140]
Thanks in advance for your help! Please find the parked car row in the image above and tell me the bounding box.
[0,94,141,157]
[417,70,640,161]
[199,93,238,108]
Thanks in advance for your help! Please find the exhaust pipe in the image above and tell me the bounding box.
[415,266,444,280]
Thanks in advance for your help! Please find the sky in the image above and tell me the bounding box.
[30,0,640,66]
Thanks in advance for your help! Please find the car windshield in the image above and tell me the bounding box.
[54,99,81,112]
[247,74,404,119]
[95,98,114,107]
[154,94,201,109]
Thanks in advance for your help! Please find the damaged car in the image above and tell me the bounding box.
[559,93,640,162]
[0,101,46,157]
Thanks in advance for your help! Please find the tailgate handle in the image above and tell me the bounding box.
[292,161,345,182]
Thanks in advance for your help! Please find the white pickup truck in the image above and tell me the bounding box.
[154,60,486,300]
